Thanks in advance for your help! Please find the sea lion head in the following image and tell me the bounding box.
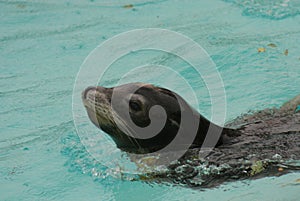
[82,83,215,154]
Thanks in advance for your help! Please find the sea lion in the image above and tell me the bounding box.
[82,83,300,187]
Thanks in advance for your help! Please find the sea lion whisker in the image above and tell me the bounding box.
[111,110,143,150]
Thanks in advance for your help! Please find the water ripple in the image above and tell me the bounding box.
[224,0,300,20]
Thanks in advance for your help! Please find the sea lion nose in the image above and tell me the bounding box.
[82,86,107,99]
[82,86,96,99]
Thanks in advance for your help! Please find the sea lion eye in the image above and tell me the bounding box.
[129,101,142,111]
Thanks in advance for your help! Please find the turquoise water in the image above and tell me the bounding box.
[1,0,300,200]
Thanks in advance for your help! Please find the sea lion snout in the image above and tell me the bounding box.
[82,86,113,119]
[82,86,96,99]
[82,86,115,130]
[82,86,112,106]
[82,86,108,99]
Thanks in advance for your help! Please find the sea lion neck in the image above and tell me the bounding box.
[188,110,228,149]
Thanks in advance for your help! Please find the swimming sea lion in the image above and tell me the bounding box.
[82,83,300,187]
[82,83,232,154]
